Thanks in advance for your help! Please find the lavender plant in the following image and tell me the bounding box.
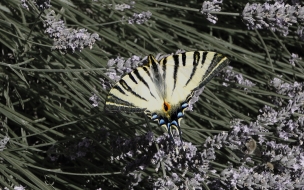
[0,0,303,189]
[242,1,304,37]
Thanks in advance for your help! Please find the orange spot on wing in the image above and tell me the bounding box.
[163,101,171,112]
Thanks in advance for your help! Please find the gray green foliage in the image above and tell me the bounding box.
[0,0,304,189]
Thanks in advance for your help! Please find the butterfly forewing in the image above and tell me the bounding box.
[159,51,229,106]
[105,57,163,113]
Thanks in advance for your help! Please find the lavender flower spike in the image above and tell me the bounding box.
[128,11,152,25]
[242,2,301,36]
[200,0,223,24]
[44,11,100,52]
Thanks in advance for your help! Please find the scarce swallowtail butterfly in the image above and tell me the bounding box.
[105,51,229,141]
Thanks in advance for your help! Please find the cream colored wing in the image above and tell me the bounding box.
[105,55,164,113]
[105,51,229,140]
[160,51,229,106]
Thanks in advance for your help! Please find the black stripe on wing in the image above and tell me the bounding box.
[113,85,126,95]
[128,72,138,84]
[199,53,229,87]
[201,53,218,78]
[142,66,157,99]
[181,52,186,66]
[119,79,147,101]
[162,57,167,88]
[185,51,201,86]
[133,69,150,91]
[142,66,150,77]
[148,55,163,84]
[149,55,159,75]
[106,94,145,112]
[172,54,179,91]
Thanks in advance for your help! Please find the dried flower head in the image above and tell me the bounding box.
[242,2,303,36]
[0,136,9,151]
[200,0,223,24]
[105,55,144,83]
[114,2,135,11]
[44,11,100,52]
[34,0,51,10]
[128,11,152,24]
[20,0,29,10]
[289,53,301,66]
[222,66,256,91]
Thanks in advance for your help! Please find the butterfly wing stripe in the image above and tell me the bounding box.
[172,54,179,92]
[106,92,146,112]
[119,79,147,101]
[106,102,144,112]
[197,51,214,80]
[181,52,186,66]
[142,67,150,77]
[106,83,150,111]
[107,94,135,107]
[133,69,150,90]
[128,72,138,84]
[148,56,166,100]
[186,51,221,91]
[162,56,175,100]
[148,55,164,84]
[161,57,167,74]
[113,85,126,95]
[141,67,158,99]
[198,54,228,87]
[200,53,220,81]
[185,51,200,86]
[126,67,160,101]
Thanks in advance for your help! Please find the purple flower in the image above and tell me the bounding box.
[105,55,144,82]
[114,2,135,11]
[34,0,51,10]
[13,185,26,190]
[0,136,9,151]
[221,66,256,91]
[89,94,100,107]
[44,11,100,52]
[289,53,300,66]
[128,11,152,24]
[20,0,29,10]
[200,0,223,24]
[242,2,303,36]
[187,87,204,111]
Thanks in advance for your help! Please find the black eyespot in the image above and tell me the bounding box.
[163,102,168,111]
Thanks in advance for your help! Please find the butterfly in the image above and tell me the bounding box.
[105,51,229,141]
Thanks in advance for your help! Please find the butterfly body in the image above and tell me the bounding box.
[105,51,229,140]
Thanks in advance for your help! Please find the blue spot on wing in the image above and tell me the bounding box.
[177,112,183,118]
[181,103,188,109]
[151,114,158,120]
[171,120,178,126]
[159,119,166,126]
